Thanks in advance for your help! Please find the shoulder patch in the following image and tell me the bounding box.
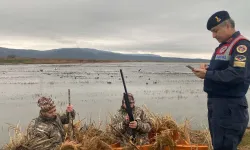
[236,45,247,53]
[235,55,247,62]
[233,61,246,68]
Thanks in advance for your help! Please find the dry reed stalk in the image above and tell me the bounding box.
[142,105,211,150]
[61,120,116,150]
[4,106,212,150]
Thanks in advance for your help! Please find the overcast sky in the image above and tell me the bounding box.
[0,0,249,59]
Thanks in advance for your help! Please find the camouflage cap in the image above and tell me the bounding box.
[122,93,135,103]
[37,97,55,112]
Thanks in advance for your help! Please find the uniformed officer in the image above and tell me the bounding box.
[192,10,250,150]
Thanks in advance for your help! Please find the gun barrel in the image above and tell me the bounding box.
[67,89,73,140]
[119,69,136,142]
[68,89,71,105]
[120,69,128,94]
[120,69,134,122]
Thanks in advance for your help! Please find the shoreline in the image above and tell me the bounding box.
[0,58,206,65]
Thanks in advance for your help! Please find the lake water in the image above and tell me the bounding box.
[0,62,249,146]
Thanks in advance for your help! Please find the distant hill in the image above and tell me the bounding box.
[0,47,209,62]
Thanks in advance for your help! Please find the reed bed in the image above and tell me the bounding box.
[2,107,212,150]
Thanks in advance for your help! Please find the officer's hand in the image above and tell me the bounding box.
[66,104,74,112]
[129,121,137,129]
[200,63,208,70]
[192,68,207,79]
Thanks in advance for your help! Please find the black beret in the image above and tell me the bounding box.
[207,10,230,30]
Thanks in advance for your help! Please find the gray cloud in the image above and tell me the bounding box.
[0,0,250,58]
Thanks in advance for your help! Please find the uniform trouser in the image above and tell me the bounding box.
[207,97,249,150]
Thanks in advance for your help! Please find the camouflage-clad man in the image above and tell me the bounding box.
[111,93,152,146]
[27,97,75,150]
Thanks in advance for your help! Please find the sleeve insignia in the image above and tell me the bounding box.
[236,45,247,53]
[233,61,246,68]
[234,55,247,62]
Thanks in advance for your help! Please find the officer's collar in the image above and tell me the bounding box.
[225,31,241,43]
[231,31,240,39]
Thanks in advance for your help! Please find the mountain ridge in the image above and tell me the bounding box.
[0,47,209,62]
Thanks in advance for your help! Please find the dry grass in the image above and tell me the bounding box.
[143,105,212,150]
[2,123,53,150]
[2,113,212,150]
[10,106,250,150]
[2,123,28,150]
[3,116,249,150]
[59,120,117,150]
[238,128,250,150]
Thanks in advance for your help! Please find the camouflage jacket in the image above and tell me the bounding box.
[26,111,75,150]
[111,106,152,146]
